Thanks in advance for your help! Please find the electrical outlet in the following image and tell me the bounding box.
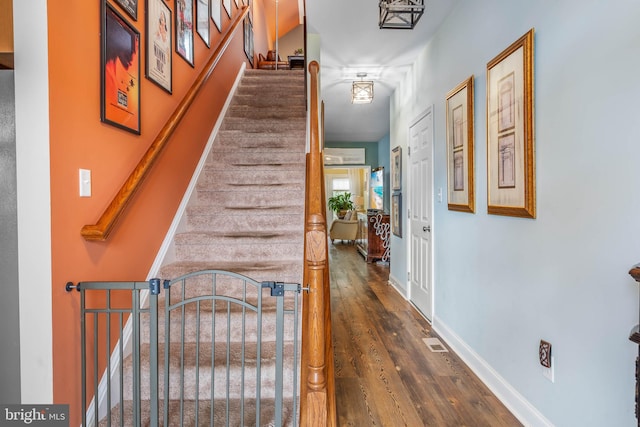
[539,340,554,383]
[542,356,555,383]
[539,340,551,367]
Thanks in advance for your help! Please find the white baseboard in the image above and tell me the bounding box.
[432,317,554,427]
[83,63,247,427]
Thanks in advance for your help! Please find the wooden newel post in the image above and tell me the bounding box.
[302,60,330,425]
[628,263,640,425]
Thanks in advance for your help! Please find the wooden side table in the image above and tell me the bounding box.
[288,55,305,70]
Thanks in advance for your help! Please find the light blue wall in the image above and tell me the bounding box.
[390,1,640,426]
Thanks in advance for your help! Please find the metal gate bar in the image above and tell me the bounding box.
[66,279,160,427]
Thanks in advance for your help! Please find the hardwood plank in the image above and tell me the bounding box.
[329,242,522,426]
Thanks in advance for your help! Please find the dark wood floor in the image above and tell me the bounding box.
[329,242,522,427]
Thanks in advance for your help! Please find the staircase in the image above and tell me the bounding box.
[102,69,307,426]
[161,69,306,286]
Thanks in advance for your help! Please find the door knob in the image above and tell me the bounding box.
[423,226,431,232]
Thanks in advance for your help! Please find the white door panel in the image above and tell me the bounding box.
[409,107,433,321]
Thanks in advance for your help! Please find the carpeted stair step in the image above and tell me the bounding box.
[227,104,306,120]
[124,342,297,400]
[99,397,296,427]
[196,169,304,189]
[192,188,305,209]
[205,148,305,164]
[184,210,303,233]
[214,130,305,148]
[159,260,302,285]
[174,240,303,263]
[220,117,306,133]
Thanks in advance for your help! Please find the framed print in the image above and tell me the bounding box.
[146,0,172,93]
[223,0,231,18]
[391,146,401,191]
[392,193,402,237]
[211,0,221,32]
[446,76,474,213]
[196,0,211,47]
[101,3,141,134]
[243,14,254,66]
[114,0,138,21]
[486,28,535,218]
[176,0,195,66]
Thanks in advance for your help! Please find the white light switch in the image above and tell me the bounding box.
[79,169,91,197]
[437,187,443,203]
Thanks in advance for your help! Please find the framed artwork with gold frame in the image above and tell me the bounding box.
[446,76,474,213]
[486,28,535,218]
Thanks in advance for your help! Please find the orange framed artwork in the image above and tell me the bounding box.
[101,2,141,134]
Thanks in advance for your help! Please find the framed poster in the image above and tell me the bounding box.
[196,0,211,47]
[243,14,254,66]
[211,0,222,32]
[101,2,141,134]
[113,0,138,21]
[223,0,231,18]
[486,28,535,218]
[391,146,401,191]
[146,0,172,93]
[392,193,402,237]
[176,0,195,66]
[445,76,474,213]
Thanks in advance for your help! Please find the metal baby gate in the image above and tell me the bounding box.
[66,270,301,426]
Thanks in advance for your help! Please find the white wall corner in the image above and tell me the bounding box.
[14,0,54,404]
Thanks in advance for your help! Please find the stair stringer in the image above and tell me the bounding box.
[82,63,248,427]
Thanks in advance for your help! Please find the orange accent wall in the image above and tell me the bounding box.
[0,0,13,52]
[47,1,267,425]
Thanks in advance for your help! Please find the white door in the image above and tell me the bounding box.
[409,107,434,321]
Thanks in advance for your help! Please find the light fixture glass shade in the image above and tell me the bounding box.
[352,81,374,104]
[379,0,425,29]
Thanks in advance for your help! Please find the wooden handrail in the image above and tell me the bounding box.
[300,60,337,426]
[81,6,250,241]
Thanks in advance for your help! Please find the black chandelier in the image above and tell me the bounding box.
[379,0,425,29]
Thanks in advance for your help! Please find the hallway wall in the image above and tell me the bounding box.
[389,1,640,425]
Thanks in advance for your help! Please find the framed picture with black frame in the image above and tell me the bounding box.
[392,193,402,237]
[113,0,138,21]
[176,0,195,66]
[391,146,401,191]
[243,14,254,66]
[101,2,141,134]
[211,0,222,32]
[146,0,172,93]
[196,0,211,48]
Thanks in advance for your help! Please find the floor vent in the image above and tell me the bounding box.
[423,337,449,353]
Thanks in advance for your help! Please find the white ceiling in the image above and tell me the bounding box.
[305,0,458,142]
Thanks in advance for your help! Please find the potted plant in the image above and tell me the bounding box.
[328,192,354,218]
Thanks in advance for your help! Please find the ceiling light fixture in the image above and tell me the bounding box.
[379,0,425,29]
[352,72,374,104]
